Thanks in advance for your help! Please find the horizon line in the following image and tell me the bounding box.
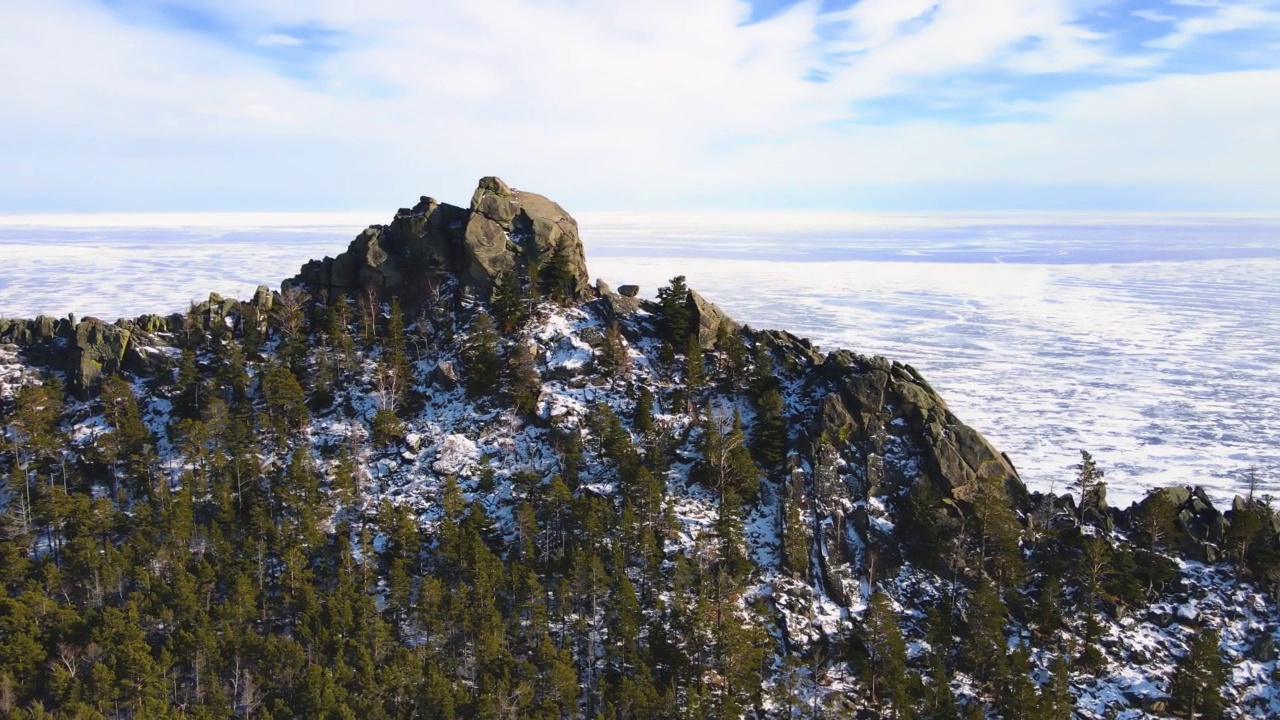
[2,208,1280,231]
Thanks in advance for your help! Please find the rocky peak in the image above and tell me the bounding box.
[290,177,592,305]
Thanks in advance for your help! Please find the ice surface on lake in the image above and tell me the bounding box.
[0,211,1277,507]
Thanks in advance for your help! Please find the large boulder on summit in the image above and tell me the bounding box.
[289,177,592,304]
[464,176,591,298]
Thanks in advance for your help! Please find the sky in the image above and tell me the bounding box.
[1,0,1279,212]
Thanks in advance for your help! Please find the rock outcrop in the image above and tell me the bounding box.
[687,289,737,350]
[68,320,130,394]
[809,347,1024,509]
[289,177,591,304]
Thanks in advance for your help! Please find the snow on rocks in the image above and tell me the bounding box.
[431,433,480,478]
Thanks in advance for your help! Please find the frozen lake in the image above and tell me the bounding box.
[1,211,1277,507]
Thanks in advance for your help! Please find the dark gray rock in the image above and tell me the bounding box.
[289,177,591,305]
[1248,633,1276,663]
[67,320,131,394]
[816,392,854,441]
[594,294,644,323]
[431,360,460,391]
[618,284,640,298]
[687,289,736,350]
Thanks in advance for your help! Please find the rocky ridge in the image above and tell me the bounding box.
[0,178,1278,718]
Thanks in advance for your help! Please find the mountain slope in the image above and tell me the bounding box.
[0,178,1278,720]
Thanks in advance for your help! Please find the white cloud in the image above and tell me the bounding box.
[255,33,304,47]
[0,0,1276,211]
[1148,1,1280,48]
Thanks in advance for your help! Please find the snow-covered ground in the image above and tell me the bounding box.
[0,211,1277,507]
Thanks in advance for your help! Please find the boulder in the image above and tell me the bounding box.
[594,294,644,323]
[252,285,274,310]
[131,314,169,334]
[67,320,131,394]
[431,361,460,391]
[755,329,824,368]
[618,284,640,298]
[33,315,57,340]
[466,176,591,299]
[686,289,736,350]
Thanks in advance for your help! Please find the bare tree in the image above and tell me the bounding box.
[272,286,311,342]
[0,672,14,716]
[409,307,436,362]
[239,667,263,718]
[358,285,380,344]
[375,361,405,412]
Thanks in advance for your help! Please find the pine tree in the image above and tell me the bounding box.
[326,298,356,372]
[490,269,528,334]
[261,363,309,443]
[997,645,1039,720]
[970,469,1024,589]
[656,275,691,346]
[960,578,1007,683]
[684,333,705,393]
[273,286,311,368]
[923,657,960,720]
[173,346,204,420]
[461,312,502,398]
[1075,450,1104,525]
[541,244,577,303]
[1031,574,1065,646]
[634,385,655,435]
[371,407,405,446]
[781,471,809,578]
[752,388,787,471]
[1134,487,1178,550]
[384,297,412,390]
[715,319,747,384]
[1039,654,1074,720]
[1170,628,1228,720]
[99,375,155,496]
[863,591,909,715]
[507,341,541,418]
[599,322,629,378]
[217,340,251,404]
[1077,534,1111,672]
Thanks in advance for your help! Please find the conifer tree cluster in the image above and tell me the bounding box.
[0,271,1275,720]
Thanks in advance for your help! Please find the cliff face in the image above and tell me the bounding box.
[289,176,592,304]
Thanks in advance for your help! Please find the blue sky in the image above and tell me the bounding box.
[1,0,1278,212]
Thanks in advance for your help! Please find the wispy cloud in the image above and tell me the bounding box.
[0,0,1277,211]
[255,33,304,47]
[1146,0,1280,48]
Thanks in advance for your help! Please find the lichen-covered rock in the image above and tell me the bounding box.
[618,284,640,298]
[687,289,737,350]
[67,320,130,394]
[252,285,274,310]
[290,177,591,305]
[466,176,591,299]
